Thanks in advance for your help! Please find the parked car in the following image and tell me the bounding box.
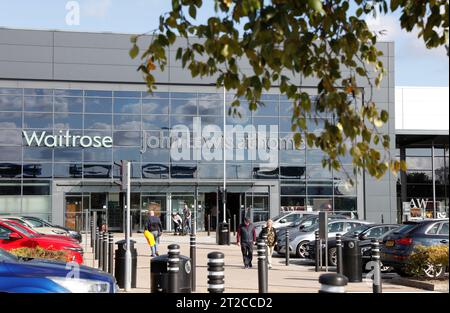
[277,214,350,240]
[381,219,449,278]
[0,215,69,237]
[0,220,84,264]
[276,219,372,258]
[254,211,317,236]
[23,216,82,243]
[0,248,117,293]
[306,223,400,269]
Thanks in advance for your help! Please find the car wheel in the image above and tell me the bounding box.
[328,248,337,266]
[423,264,445,279]
[296,241,309,258]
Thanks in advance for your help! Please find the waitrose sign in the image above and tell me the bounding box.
[23,130,113,148]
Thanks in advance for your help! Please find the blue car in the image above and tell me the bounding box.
[0,248,118,293]
[381,219,449,278]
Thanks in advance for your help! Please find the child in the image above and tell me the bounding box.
[172,212,183,235]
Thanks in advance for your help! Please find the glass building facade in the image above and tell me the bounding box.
[0,86,359,231]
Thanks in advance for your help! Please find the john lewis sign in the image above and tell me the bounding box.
[23,130,113,148]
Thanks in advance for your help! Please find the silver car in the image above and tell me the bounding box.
[254,211,317,236]
[277,219,372,258]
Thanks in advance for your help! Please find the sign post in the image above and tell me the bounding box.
[319,211,328,272]
[121,160,132,291]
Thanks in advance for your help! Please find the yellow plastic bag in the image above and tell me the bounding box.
[144,230,155,246]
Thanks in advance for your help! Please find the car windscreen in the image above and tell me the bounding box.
[24,217,51,227]
[393,224,418,235]
[302,222,319,232]
[272,212,289,221]
[0,248,18,262]
[343,224,371,237]
[3,221,36,238]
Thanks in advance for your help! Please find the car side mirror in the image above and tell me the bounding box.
[299,225,305,230]
[360,234,368,240]
[280,219,286,223]
[8,232,21,240]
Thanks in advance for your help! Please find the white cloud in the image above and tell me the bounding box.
[83,0,112,18]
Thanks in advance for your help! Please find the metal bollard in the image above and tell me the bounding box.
[207,214,211,236]
[336,233,343,275]
[108,232,114,275]
[167,244,180,293]
[207,251,225,293]
[319,273,348,293]
[262,233,269,277]
[227,219,231,246]
[285,229,290,266]
[233,214,236,236]
[190,228,196,292]
[94,227,99,260]
[90,219,94,248]
[315,231,320,272]
[102,231,108,272]
[371,239,382,293]
[257,238,268,293]
[98,232,104,269]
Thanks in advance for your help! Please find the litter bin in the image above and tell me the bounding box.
[218,222,230,245]
[114,239,137,288]
[151,255,192,293]
[342,237,362,282]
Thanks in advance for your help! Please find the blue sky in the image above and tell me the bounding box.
[0,0,448,87]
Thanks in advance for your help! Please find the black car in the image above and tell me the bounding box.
[22,216,82,243]
[306,223,400,269]
[381,219,449,278]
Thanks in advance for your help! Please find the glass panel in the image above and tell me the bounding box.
[114,115,141,130]
[280,101,294,116]
[83,164,112,178]
[85,98,112,113]
[307,149,326,164]
[253,101,278,116]
[54,97,83,112]
[65,196,83,230]
[307,184,333,195]
[84,90,112,97]
[198,100,222,115]
[142,196,168,230]
[253,166,279,179]
[23,147,53,161]
[280,166,306,179]
[170,116,194,129]
[226,163,252,179]
[406,156,432,170]
[24,113,53,128]
[113,163,141,179]
[405,148,432,157]
[0,88,22,95]
[24,88,52,96]
[84,114,112,130]
[0,147,21,161]
[280,150,306,164]
[142,149,169,162]
[114,98,141,114]
[0,95,22,111]
[54,113,83,129]
[226,105,251,125]
[0,130,22,145]
[54,163,82,178]
[281,185,306,195]
[406,171,433,184]
[142,91,169,99]
[142,115,169,130]
[142,163,169,179]
[279,117,293,132]
[281,197,306,211]
[0,196,21,213]
[198,163,223,179]
[171,92,197,99]
[113,148,141,162]
[252,195,269,223]
[23,181,50,195]
[142,99,169,114]
[307,165,333,182]
[24,96,53,112]
[252,117,278,127]
[0,163,22,178]
[308,197,333,211]
[334,197,357,213]
[0,112,22,128]
[21,196,51,217]
[171,99,197,115]
[54,148,82,162]
[113,91,141,98]
[22,163,52,178]
[171,164,197,178]
[113,131,141,146]
[84,148,112,162]
[54,89,82,97]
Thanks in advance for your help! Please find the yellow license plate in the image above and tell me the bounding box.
[385,240,395,247]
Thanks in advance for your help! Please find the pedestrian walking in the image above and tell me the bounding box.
[183,203,192,235]
[146,210,162,256]
[236,217,256,269]
[172,212,183,235]
[259,219,278,269]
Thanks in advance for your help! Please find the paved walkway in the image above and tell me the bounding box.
[82,232,428,293]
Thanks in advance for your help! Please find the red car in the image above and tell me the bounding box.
[0,218,79,244]
[0,220,84,264]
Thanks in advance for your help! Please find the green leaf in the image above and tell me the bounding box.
[129,44,139,59]
[189,5,197,19]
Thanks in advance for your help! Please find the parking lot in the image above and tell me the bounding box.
[82,232,430,293]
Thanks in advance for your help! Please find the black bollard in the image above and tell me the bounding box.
[207,214,211,236]
[319,273,348,293]
[94,227,99,260]
[190,227,196,292]
[102,231,108,272]
[257,238,268,293]
[336,233,343,275]
[233,214,236,236]
[262,233,269,277]
[108,232,114,275]
[98,232,104,269]
[167,244,180,293]
[207,251,225,293]
[285,229,290,266]
[315,231,320,272]
[227,219,231,246]
[371,239,382,293]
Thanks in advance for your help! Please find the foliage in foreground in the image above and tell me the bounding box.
[405,245,449,279]
[9,247,68,262]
